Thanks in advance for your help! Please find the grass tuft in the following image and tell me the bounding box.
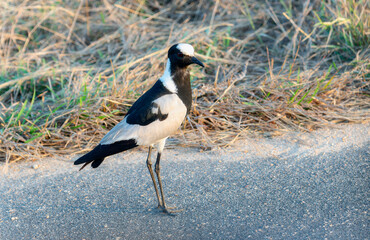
[0,0,369,162]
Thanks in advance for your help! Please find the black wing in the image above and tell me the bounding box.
[126,80,172,126]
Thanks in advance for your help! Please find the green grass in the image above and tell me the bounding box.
[0,0,369,162]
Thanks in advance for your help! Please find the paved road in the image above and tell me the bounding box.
[0,125,369,239]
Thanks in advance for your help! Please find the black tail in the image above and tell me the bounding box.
[74,139,137,171]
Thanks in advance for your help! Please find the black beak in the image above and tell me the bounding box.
[191,56,204,67]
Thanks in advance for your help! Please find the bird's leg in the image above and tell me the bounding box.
[146,146,162,207]
[155,152,183,214]
[154,152,167,208]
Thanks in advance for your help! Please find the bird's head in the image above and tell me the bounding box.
[168,43,204,69]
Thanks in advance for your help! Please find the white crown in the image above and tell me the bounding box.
[176,43,194,56]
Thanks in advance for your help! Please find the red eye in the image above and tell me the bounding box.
[177,53,184,58]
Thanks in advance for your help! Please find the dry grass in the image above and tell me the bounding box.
[0,0,369,163]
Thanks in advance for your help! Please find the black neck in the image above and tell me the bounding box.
[170,66,192,113]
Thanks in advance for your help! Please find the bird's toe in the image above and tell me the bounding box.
[159,205,184,215]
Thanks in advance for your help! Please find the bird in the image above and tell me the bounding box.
[74,43,204,214]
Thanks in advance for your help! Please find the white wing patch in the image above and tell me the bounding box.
[160,59,177,93]
[177,43,194,56]
[151,104,159,114]
[100,94,187,146]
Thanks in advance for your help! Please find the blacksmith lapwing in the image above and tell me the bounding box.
[74,43,204,214]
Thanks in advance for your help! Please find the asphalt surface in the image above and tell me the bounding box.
[0,125,369,239]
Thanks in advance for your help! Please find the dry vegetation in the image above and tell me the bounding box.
[0,0,369,163]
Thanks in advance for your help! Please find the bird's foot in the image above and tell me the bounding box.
[157,205,184,215]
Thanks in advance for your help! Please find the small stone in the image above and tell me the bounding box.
[32,164,39,169]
